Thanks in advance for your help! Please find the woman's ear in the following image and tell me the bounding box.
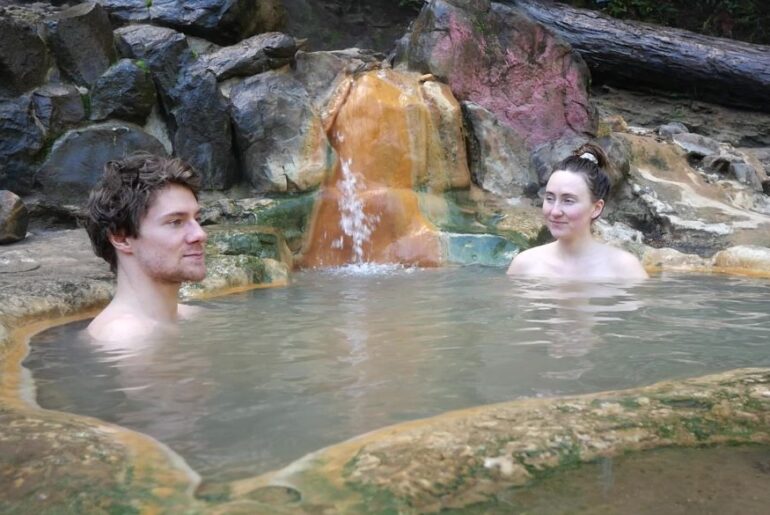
[591,199,605,221]
[108,231,134,255]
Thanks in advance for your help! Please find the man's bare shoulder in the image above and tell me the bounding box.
[87,311,157,343]
[506,244,553,276]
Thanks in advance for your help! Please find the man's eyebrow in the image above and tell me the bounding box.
[159,210,200,219]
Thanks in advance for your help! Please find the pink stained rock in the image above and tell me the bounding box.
[397,0,596,149]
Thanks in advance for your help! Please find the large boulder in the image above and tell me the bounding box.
[0,96,46,194]
[0,190,29,244]
[610,133,770,255]
[166,67,239,189]
[98,0,286,45]
[281,0,419,52]
[292,48,384,110]
[114,24,189,95]
[90,58,156,124]
[32,83,87,138]
[196,32,298,81]
[42,2,117,87]
[229,70,332,192]
[35,122,168,206]
[463,102,537,198]
[395,0,596,149]
[0,7,52,98]
[115,25,237,189]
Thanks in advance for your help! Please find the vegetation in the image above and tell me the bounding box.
[562,0,770,44]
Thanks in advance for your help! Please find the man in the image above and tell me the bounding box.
[85,153,207,341]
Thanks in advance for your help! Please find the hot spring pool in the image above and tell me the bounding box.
[23,267,770,484]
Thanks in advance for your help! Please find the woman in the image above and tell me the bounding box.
[507,143,648,280]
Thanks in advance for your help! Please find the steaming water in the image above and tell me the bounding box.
[23,268,770,484]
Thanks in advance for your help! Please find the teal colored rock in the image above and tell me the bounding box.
[207,229,282,260]
[441,232,519,267]
[200,192,317,252]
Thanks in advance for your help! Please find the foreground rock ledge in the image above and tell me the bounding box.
[228,368,770,514]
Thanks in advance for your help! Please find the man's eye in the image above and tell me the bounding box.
[169,219,182,226]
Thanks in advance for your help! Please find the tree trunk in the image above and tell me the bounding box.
[509,0,770,113]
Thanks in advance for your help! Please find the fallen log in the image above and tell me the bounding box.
[508,0,770,112]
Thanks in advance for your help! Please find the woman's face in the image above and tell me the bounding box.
[542,170,604,241]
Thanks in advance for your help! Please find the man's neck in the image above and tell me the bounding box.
[112,267,181,324]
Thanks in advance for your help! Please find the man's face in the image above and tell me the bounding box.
[128,183,207,284]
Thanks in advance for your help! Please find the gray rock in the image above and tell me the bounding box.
[531,134,590,186]
[701,154,731,175]
[99,0,286,45]
[672,132,721,158]
[42,2,117,87]
[702,154,764,191]
[35,121,168,205]
[0,96,46,194]
[115,25,237,189]
[282,0,419,53]
[729,162,764,191]
[462,102,536,198]
[0,8,52,98]
[657,121,689,140]
[90,58,156,123]
[197,32,298,81]
[0,190,29,244]
[115,24,190,95]
[597,134,632,182]
[293,49,384,110]
[32,83,86,138]
[166,67,238,190]
[229,70,332,192]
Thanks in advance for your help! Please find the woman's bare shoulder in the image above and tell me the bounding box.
[507,243,553,275]
[605,245,648,279]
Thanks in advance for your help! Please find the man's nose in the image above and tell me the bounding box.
[188,220,207,243]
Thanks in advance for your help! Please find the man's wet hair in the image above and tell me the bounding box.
[86,153,201,273]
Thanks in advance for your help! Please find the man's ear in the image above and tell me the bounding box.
[108,231,134,255]
[591,199,605,221]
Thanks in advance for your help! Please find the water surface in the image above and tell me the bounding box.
[24,268,770,483]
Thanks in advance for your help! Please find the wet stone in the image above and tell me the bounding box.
[0,191,29,244]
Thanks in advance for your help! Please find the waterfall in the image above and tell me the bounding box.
[335,157,379,263]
